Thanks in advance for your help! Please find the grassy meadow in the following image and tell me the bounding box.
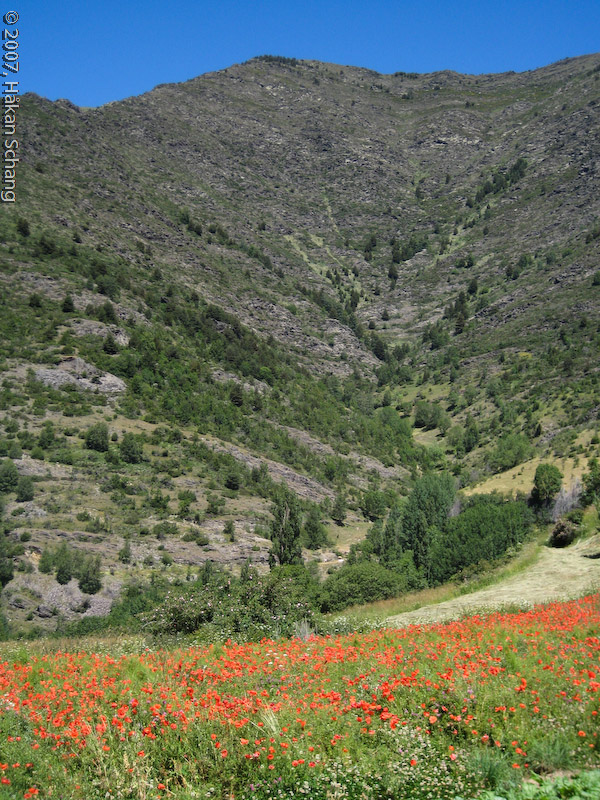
[2,594,600,799]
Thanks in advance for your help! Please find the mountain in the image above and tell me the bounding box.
[0,53,599,634]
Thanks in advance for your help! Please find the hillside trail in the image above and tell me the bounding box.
[386,534,600,628]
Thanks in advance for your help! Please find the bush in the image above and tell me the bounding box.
[488,434,533,473]
[153,521,178,538]
[360,489,387,521]
[85,423,109,453]
[15,476,34,502]
[320,562,401,612]
[78,554,102,594]
[549,519,576,548]
[119,432,143,464]
[0,459,19,492]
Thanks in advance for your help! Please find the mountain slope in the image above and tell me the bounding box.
[0,53,599,633]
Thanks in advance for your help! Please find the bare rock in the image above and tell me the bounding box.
[15,456,71,479]
[35,357,126,395]
[69,318,130,346]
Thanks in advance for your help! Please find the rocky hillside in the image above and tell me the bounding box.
[0,53,599,634]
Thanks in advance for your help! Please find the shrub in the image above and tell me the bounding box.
[78,554,102,594]
[85,423,109,453]
[153,521,178,538]
[549,519,576,548]
[0,459,19,492]
[119,432,143,464]
[488,433,533,473]
[360,489,387,521]
[15,476,34,502]
[320,562,401,612]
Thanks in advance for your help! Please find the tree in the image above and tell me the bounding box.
[38,423,55,449]
[15,476,34,502]
[0,536,13,587]
[85,423,109,453]
[0,459,19,492]
[582,458,600,506]
[319,562,401,613]
[78,554,102,594]
[361,489,387,521]
[223,520,235,541]
[402,473,456,571]
[118,538,132,563]
[119,432,143,464]
[0,508,13,587]
[103,333,119,354]
[303,505,328,549]
[54,543,73,585]
[464,415,479,452]
[532,463,563,506]
[331,493,347,526]
[269,488,302,567]
[16,216,30,237]
[61,294,75,313]
[229,383,244,407]
[488,433,532,473]
[38,547,54,574]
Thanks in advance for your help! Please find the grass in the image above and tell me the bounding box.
[1,594,600,799]
[465,448,593,498]
[337,533,545,625]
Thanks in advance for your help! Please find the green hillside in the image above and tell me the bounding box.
[0,53,599,635]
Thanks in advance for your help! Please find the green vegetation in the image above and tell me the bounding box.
[0,53,599,643]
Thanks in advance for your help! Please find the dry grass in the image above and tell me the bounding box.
[465,451,593,498]
[341,535,544,624]
[386,532,600,628]
[328,516,370,553]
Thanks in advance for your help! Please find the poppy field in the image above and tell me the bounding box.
[1,596,600,799]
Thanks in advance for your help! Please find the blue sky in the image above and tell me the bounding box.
[12,0,600,107]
